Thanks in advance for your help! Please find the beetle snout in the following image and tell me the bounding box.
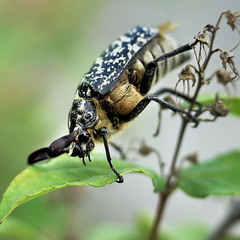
[69,128,95,158]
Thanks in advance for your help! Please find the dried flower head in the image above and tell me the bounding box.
[216,69,235,85]
[178,65,196,86]
[206,94,229,117]
[176,65,197,94]
[219,50,239,80]
[204,24,216,33]
[194,31,210,46]
[138,140,154,156]
[220,50,234,69]
[224,10,240,31]
[184,152,198,165]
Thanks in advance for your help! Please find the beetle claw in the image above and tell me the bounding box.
[116,175,124,183]
[82,156,86,166]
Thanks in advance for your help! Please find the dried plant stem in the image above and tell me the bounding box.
[149,120,188,240]
[202,12,224,70]
[150,111,196,240]
[149,192,169,240]
[149,10,240,239]
[149,71,203,240]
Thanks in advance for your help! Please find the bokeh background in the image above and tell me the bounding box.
[0,0,240,239]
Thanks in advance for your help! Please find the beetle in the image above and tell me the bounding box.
[28,25,199,183]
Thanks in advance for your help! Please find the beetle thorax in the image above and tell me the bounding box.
[68,99,98,132]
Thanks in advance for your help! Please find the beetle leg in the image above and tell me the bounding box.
[150,87,202,136]
[98,127,124,183]
[140,40,199,95]
[140,62,157,94]
[119,95,199,127]
[151,87,202,113]
[152,40,199,65]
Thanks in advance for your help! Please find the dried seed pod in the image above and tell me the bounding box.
[216,69,234,85]
[185,152,198,165]
[224,11,240,31]
[219,50,235,70]
[206,94,229,117]
[178,65,196,86]
[194,31,210,46]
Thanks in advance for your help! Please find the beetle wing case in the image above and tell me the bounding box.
[77,26,158,99]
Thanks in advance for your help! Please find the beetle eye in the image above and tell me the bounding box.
[85,113,92,119]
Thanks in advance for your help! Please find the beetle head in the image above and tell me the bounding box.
[69,99,98,132]
[28,128,95,164]
[69,128,95,158]
[28,99,97,164]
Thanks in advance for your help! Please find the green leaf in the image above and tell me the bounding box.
[0,154,161,223]
[197,94,240,117]
[178,150,240,198]
[0,217,46,240]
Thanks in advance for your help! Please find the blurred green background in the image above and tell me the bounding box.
[0,0,104,194]
[0,1,111,238]
[0,0,240,239]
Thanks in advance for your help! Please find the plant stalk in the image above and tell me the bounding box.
[149,119,188,240]
[149,193,169,240]
[149,69,203,240]
[149,10,233,240]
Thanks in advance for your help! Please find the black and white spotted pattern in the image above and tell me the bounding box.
[77,26,158,99]
[68,99,97,132]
